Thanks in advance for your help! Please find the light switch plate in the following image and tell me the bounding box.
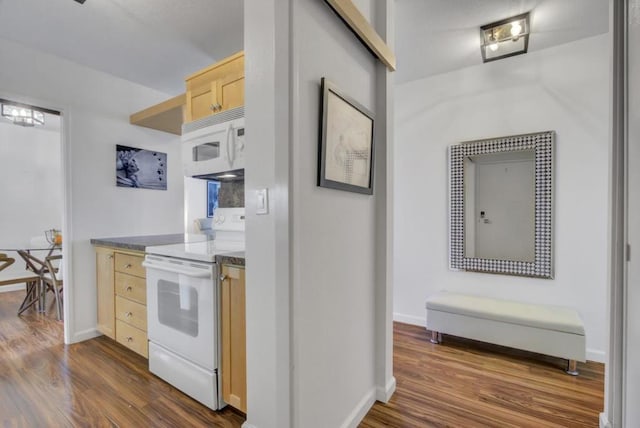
[256,188,269,215]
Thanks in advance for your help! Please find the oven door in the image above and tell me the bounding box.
[143,255,217,370]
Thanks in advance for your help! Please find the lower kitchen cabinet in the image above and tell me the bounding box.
[221,264,246,413]
[95,246,148,358]
[96,247,115,339]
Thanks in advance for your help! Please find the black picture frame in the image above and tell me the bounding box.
[318,78,375,195]
[116,144,167,190]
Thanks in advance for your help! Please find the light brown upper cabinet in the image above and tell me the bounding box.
[185,51,245,123]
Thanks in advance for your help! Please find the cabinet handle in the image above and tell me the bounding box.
[210,103,216,111]
[126,286,133,292]
[126,336,133,342]
[220,275,227,282]
[215,103,222,110]
[125,311,133,318]
[108,254,114,260]
[124,263,132,269]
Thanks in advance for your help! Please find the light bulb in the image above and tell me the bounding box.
[510,21,522,37]
[489,43,499,52]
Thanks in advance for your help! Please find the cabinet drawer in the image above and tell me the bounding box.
[115,272,146,304]
[116,320,148,358]
[114,252,145,277]
[115,296,147,331]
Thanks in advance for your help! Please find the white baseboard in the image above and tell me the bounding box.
[340,388,376,428]
[0,284,26,293]
[599,412,611,428]
[587,349,606,364]
[70,328,100,344]
[393,312,425,326]
[376,376,396,403]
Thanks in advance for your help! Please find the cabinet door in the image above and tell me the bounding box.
[221,265,246,412]
[220,76,244,113]
[187,82,217,123]
[96,247,115,339]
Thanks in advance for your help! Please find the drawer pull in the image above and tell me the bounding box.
[108,254,114,260]
[126,336,133,342]
[124,263,132,269]
[126,286,132,292]
[220,275,227,282]
[125,312,133,318]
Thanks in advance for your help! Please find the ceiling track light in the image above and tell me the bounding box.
[1,102,45,127]
[480,12,530,63]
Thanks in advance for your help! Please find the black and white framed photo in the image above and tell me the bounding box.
[207,180,220,217]
[116,145,167,190]
[318,78,375,195]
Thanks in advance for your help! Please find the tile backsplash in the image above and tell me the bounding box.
[219,180,244,208]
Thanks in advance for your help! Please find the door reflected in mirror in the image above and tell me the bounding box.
[449,130,554,278]
[463,150,535,262]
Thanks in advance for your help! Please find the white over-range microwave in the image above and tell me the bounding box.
[182,107,245,178]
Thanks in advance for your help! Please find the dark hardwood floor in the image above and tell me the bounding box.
[360,323,604,428]
[1,290,603,427]
[0,290,245,427]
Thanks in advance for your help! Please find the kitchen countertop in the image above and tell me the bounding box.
[90,233,213,252]
[216,252,245,267]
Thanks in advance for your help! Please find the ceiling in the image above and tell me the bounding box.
[0,0,244,95]
[0,1,608,94]
[395,0,609,84]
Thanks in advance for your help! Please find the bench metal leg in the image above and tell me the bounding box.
[429,330,440,344]
[566,359,579,376]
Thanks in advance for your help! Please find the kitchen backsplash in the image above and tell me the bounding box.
[218,180,244,208]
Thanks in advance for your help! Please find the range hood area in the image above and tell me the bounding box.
[193,168,244,182]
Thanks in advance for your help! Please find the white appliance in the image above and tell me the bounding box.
[182,107,245,178]
[143,207,245,410]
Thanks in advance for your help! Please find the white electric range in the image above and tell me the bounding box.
[142,207,245,410]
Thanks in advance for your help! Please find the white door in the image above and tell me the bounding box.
[144,257,217,370]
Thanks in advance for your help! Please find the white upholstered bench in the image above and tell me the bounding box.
[425,292,586,375]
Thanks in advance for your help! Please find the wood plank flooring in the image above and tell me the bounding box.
[0,290,245,427]
[1,291,603,427]
[360,323,604,428]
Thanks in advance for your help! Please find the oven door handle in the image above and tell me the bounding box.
[141,261,212,279]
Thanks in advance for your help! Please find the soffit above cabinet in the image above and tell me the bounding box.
[129,93,185,136]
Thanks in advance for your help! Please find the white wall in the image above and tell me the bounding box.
[0,118,62,282]
[625,1,640,424]
[290,1,390,427]
[0,38,184,342]
[244,1,293,427]
[394,34,610,362]
[244,1,393,427]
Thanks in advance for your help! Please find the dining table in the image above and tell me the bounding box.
[0,243,62,315]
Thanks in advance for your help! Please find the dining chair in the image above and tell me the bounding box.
[0,261,42,315]
[0,253,15,272]
[42,254,63,321]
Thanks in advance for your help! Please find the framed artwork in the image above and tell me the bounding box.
[318,78,375,195]
[207,180,220,217]
[116,145,167,190]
